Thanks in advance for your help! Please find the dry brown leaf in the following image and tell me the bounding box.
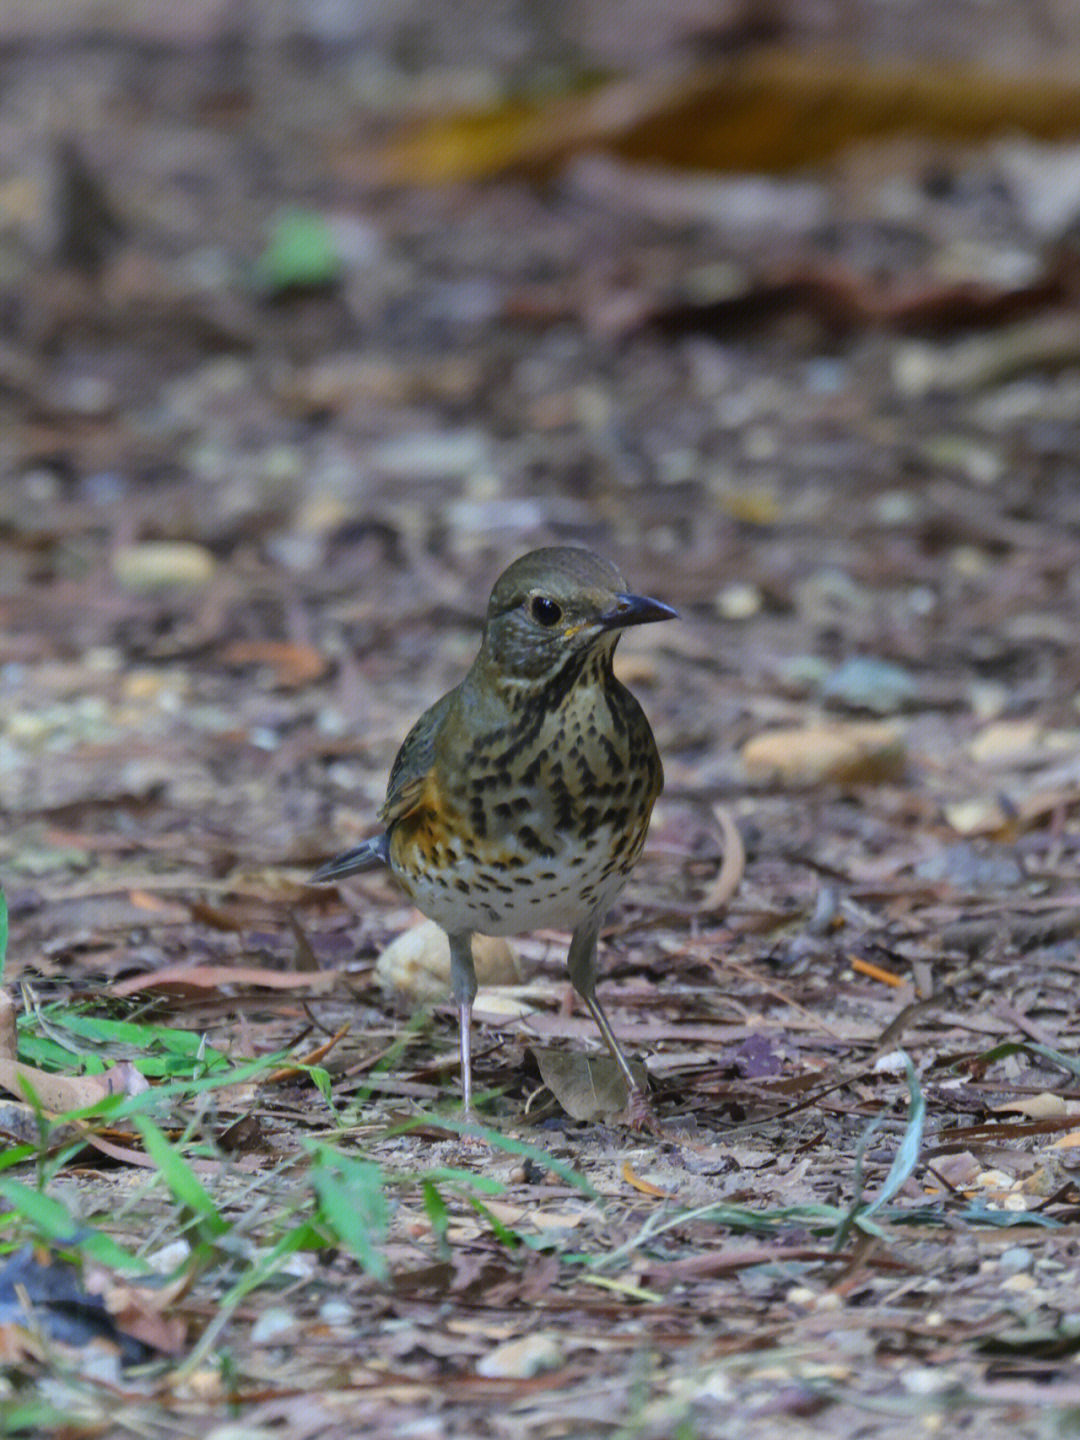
[0,1058,138,1112]
[103,1292,188,1355]
[110,963,341,998]
[528,1209,588,1233]
[0,1321,44,1364]
[698,802,745,913]
[968,719,1044,765]
[472,990,543,1020]
[263,1022,350,1083]
[994,1092,1079,1119]
[622,1160,672,1199]
[851,955,905,988]
[342,52,1080,186]
[80,1132,160,1167]
[741,721,906,788]
[126,889,191,922]
[529,1045,647,1122]
[217,639,329,689]
[946,782,1080,838]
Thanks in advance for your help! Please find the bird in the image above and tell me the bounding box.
[312,546,676,1120]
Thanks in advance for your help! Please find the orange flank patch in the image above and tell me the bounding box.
[391,774,461,870]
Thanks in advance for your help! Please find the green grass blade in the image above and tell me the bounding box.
[421,1179,450,1252]
[309,1146,389,1280]
[0,1177,148,1271]
[394,1111,595,1195]
[134,1116,230,1239]
[860,1053,925,1219]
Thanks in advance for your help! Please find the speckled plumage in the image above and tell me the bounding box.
[313,547,676,1118]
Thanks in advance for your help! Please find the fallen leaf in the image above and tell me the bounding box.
[968,719,1043,764]
[699,802,745,912]
[476,1331,564,1379]
[622,1160,673,1199]
[95,1272,189,1355]
[994,1093,1077,1119]
[217,639,329,689]
[944,798,1008,835]
[343,53,1080,186]
[263,1022,350,1082]
[529,1046,648,1122]
[110,964,341,998]
[851,955,905,988]
[741,721,905,787]
[0,1058,138,1112]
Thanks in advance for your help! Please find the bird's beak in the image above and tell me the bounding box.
[600,592,679,630]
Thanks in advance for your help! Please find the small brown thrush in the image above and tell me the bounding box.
[313,547,676,1116]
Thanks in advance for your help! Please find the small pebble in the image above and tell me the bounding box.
[900,1366,954,1397]
[787,1286,816,1307]
[203,1426,278,1440]
[112,541,216,592]
[1001,1271,1037,1292]
[368,429,490,480]
[376,920,521,1002]
[820,656,918,714]
[250,1307,297,1345]
[999,1246,1033,1275]
[715,581,762,620]
[147,1239,191,1274]
[873,489,920,525]
[914,843,1021,889]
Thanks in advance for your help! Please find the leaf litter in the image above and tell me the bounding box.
[3,7,1080,1439]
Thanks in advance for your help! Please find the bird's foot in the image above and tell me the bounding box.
[626,1084,662,1135]
[457,1108,496,1150]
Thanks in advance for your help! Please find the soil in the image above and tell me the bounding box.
[4,5,1080,1437]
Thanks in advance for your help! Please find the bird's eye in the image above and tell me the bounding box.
[529,595,563,627]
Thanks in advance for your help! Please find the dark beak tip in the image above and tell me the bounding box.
[606,593,679,628]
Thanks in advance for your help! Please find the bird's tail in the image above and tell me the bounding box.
[311,833,390,882]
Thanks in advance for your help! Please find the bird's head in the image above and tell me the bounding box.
[479,547,677,682]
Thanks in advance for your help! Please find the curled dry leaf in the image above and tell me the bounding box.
[698,802,745,913]
[375,919,522,1003]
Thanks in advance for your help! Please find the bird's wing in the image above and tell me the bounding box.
[379,689,456,827]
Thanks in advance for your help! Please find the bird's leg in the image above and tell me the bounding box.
[447,931,478,1118]
[567,921,656,1129]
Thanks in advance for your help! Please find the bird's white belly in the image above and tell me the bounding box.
[396,825,630,937]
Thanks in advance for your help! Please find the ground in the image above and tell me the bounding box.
[3,4,1080,1438]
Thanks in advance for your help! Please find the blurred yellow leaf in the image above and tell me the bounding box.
[344,51,1080,186]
